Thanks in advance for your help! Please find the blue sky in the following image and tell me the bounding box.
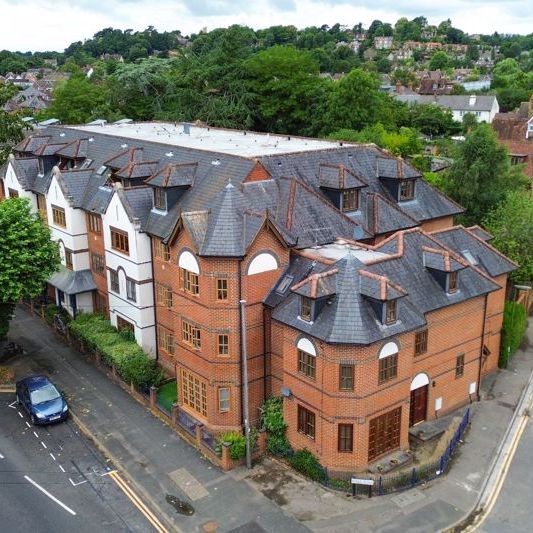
[2,0,530,52]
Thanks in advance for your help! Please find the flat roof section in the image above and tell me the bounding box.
[302,240,390,264]
[70,122,349,157]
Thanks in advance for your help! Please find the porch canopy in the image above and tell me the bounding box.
[48,267,96,295]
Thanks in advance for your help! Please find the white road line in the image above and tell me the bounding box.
[68,478,87,487]
[25,421,31,428]
[40,441,47,449]
[0,452,4,459]
[8,401,17,409]
[59,465,66,473]
[18,411,23,418]
[50,453,56,461]
[99,470,117,477]
[24,475,77,516]
[33,431,39,438]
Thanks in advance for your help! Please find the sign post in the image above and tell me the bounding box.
[351,477,374,498]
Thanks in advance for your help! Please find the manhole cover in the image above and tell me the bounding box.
[166,494,195,515]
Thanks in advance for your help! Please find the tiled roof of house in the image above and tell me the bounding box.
[267,228,500,345]
[5,123,464,249]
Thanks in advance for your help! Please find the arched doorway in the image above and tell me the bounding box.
[409,373,429,427]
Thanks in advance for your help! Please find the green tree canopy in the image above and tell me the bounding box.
[0,198,60,339]
[407,103,458,136]
[484,191,533,284]
[429,51,451,71]
[444,124,529,225]
[0,113,26,164]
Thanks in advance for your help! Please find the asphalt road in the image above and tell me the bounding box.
[480,415,533,533]
[0,393,154,533]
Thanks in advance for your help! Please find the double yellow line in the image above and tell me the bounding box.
[466,413,530,531]
[109,471,168,533]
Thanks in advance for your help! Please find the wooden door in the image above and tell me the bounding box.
[368,407,402,461]
[409,385,428,426]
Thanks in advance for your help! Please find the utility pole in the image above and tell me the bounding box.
[240,299,252,469]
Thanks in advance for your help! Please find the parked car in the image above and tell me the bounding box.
[16,375,68,425]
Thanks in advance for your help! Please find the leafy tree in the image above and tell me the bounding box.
[444,124,529,225]
[391,68,417,87]
[244,45,327,135]
[0,112,27,164]
[461,112,478,133]
[325,69,396,132]
[407,103,458,136]
[0,198,60,339]
[484,191,533,283]
[394,18,421,43]
[429,51,451,71]
[44,73,112,123]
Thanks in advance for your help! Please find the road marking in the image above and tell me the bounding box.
[33,431,39,438]
[68,478,88,487]
[59,465,66,473]
[99,470,117,477]
[0,452,4,459]
[25,421,31,428]
[24,475,77,516]
[8,401,17,409]
[18,411,23,418]
[110,471,167,533]
[41,441,47,449]
[50,453,56,461]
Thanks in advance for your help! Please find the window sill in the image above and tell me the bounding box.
[297,430,315,440]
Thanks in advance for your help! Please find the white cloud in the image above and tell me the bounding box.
[0,0,530,52]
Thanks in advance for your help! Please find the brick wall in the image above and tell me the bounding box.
[274,296,488,471]
[420,216,454,233]
[86,213,108,315]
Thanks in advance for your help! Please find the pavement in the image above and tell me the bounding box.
[5,306,533,533]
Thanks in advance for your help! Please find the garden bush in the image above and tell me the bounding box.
[288,449,325,482]
[217,429,258,460]
[67,313,163,387]
[261,396,293,457]
[500,301,528,368]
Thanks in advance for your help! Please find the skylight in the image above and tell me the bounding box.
[96,165,107,175]
[461,249,478,266]
[276,275,294,295]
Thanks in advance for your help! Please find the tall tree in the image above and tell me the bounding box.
[0,198,60,339]
[484,191,533,284]
[444,124,529,225]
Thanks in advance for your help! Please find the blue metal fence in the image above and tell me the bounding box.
[325,408,470,496]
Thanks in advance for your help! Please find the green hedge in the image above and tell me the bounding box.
[68,313,164,388]
[261,397,292,457]
[288,449,325,483]
[217,429,258,460]
[500,301,528,368]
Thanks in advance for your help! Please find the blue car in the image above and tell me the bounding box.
[16,375,69,425]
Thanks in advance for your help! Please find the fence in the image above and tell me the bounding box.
[324,408,470,497]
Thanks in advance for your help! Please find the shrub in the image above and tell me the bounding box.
[217,429,258,460]
[499,301,528,368]
[262,397,287,434]
[43,304,69,325]
[288,449,325,482]
[67,313,163,387]
[266,433,292,457]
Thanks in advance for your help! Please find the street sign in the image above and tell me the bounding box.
[351,478,374,486]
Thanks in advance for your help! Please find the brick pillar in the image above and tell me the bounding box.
[171,402,179,426]
[257,429,267,455]
[221,442,233,471]
[149,386,157,410]
[195,423,204,448]
[130,381,135,394]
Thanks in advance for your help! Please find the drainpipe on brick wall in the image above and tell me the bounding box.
[262,307,268,404]
[477,295,489,402]
[240,298,252,469]
[150,240,159,364]
[238,259,244,428]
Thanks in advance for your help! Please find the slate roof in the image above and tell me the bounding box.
[466,225,493,242]
[13,135,51,154]
[120,187,154,228]
[6,124,465,253]
[395,94,498,112]
[58,169,94,208]
[268,228,500,345]
[56,139,89,159]
[8,157,40,189]
[48,268,96,294]
[431,226,517,278]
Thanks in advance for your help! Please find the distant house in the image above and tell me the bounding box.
[492,97,533,185]
[374,36,393,50]
[395,94,500,123]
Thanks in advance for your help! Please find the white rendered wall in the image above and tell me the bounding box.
[2,162,37,208]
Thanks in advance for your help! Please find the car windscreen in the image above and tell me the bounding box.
[30,383,60,405]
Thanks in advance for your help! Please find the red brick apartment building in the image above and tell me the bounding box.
[1,122,515,470]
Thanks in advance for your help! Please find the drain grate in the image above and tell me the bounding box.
[166,494,195,515]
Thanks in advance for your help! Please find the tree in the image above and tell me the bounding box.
[325,69,396,132]
[244,46,327,135]
[0,112,26,164]
[0,198,60,339]
[444,124,529,225]
[484,191,533,284]
[429,51,450,71]
[407,103,458,136]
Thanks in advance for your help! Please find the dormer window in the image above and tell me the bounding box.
[385,299,397,325]
[154,188,167,211]
[342,189,359,212]
[448,272,458,294]
[300,296,312,322]
[399,180,414,201]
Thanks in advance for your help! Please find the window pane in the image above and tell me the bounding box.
[338,424,353,452]
[339,365,354,390]
[298,349,316,379]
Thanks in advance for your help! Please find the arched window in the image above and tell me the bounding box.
[378,341,399,384]
[297,337,316,380]
[178,250,200,295]
[410,373,430,391]
[247,252,278,275]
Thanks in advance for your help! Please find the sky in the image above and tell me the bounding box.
[1,0,531,52]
